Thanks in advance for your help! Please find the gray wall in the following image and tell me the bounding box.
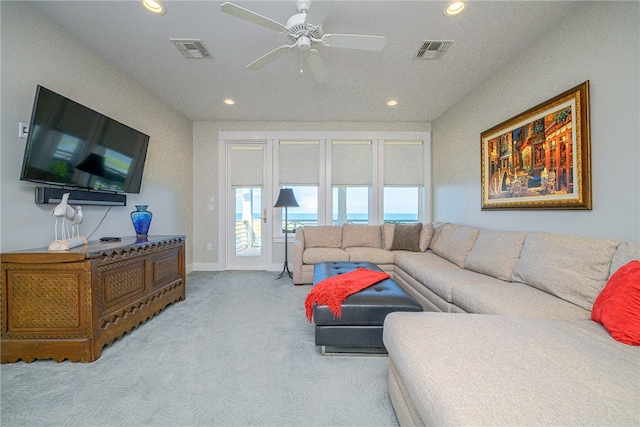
[0,2,194,265]
[432,1,639,242]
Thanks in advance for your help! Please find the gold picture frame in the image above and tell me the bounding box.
[481,81,591,210]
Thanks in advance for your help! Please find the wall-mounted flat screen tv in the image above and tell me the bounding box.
[20,85,149,194]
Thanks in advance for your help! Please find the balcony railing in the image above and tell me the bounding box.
[237,216,417,252]
[235,219,261,253]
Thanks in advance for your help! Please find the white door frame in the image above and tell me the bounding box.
[219,138,272,270]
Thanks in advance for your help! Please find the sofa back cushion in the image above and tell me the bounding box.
[512,232,618,310]
[342,224,382,249]
[431,224,480,268]
[382,223,395,250]
[428,222,448,250]
[419,223,434,252]
[609,241,640,278]
[465,230,526,281]
[303,226,342,248]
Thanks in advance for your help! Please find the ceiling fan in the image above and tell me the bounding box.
[220,0,386,83]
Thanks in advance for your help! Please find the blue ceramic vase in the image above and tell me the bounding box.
[131,205,152,237]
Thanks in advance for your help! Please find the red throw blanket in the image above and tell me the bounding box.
[304,267,390,322]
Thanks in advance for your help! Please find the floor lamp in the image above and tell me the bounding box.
[274,188,299,279]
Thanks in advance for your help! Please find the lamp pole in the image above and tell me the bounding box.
[274,188,299,279]
[277,204,292,279]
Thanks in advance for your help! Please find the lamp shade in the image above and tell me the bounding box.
[274,188,299,208]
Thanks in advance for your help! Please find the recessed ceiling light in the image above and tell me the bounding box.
[142,0,166,15]
[224,98,235,105]
[444,1,466,17]
[387,100,398,106]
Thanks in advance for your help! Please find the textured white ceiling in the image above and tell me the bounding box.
[30,0,582,122]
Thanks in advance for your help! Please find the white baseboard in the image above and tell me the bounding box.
[190,263,290,272]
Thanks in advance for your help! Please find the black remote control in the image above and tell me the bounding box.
[100,237,121,242]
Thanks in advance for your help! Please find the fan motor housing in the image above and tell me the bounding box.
[286,13,322,42]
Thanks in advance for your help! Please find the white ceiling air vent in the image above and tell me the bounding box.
[170,38,212,59]
[414,40,453,60]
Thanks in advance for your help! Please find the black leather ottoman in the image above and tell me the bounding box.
[312,261,423,355]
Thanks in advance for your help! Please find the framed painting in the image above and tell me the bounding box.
[481,81,591,210]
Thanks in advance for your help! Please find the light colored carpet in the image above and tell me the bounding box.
[1,270,399,427]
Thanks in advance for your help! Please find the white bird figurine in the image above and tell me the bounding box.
[69,206,83,238]
[52,193,75,220]
[51,193,75,240]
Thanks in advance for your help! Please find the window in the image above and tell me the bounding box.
[282,185,318,230]
[331,140,372,225]
[235,187,262,256]
[223,131,430,237]
[333,187,369,225]
[384,187,419,223]
[278,141,320,233]
[383,141,424,186]
[331,141,372,185]
[382,141,424,224]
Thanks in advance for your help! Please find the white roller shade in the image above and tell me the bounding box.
[279,141,319,185]
[331,140,372,186]
[384,141,424,186]
[229,146,263,187]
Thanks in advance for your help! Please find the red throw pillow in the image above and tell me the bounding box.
[591,260,640,346]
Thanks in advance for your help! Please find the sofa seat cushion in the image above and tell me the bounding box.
[512,232,619,311]
[383,312,640,426]
[452,281,590,319]
[416,266,506,304]
[345,247,395,264]
[394,250,451,278]
[303,247,350,264]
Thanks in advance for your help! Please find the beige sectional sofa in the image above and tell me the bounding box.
[294,222,640,425]
[293,223,430,286]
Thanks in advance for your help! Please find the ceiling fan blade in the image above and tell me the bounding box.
[220,2,287,33]
[321,34,386,51]
[247,44,295,70]
[305,0,333,27]
[305,49,328,84]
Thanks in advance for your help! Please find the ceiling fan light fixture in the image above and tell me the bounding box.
[142,0,166,15]
[443,1,466,17]
[298,36,311,51]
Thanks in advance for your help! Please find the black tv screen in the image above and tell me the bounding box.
[20,86,149,194]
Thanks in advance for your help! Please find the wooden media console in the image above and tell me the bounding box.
[1,235,186,363]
